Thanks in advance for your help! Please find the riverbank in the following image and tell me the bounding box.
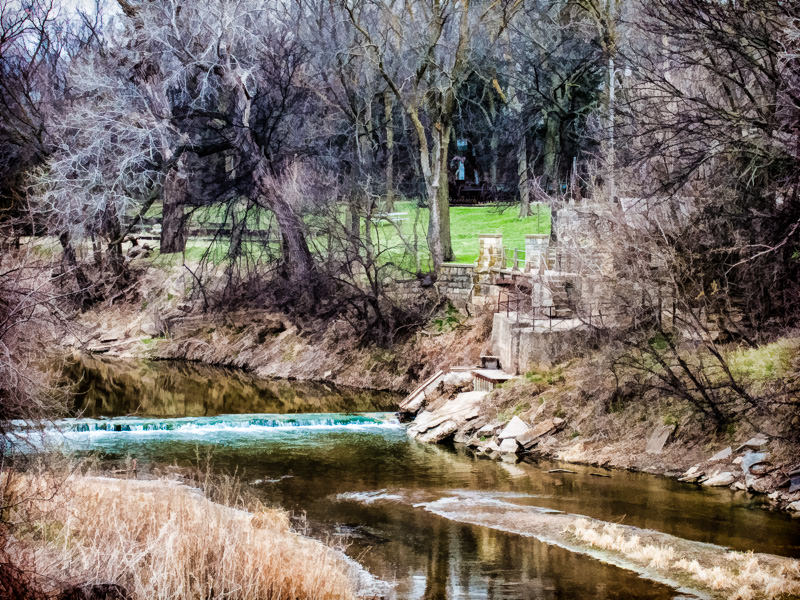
[399,350,800,515]
[1,471,386,599]
[56,258,491,393]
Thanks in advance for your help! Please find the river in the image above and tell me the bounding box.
[29,357,800,599]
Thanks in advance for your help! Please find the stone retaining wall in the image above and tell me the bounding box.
[437,263,475,307]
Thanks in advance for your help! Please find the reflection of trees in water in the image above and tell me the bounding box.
[64,355,400,417]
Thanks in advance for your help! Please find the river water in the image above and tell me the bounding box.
[33,357,800,599]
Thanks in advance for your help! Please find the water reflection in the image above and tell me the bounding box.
[65,355,400,417]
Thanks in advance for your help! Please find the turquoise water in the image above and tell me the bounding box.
[22,357,800,599]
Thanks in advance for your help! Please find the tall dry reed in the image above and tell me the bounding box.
[4,472,355,600]
[569,518,800,600]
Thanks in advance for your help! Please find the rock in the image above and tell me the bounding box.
[735,436,769,452]
[708,446,732,462]
[746,474,772,494]
[768,491,780,500]
[498,416,531,440]
[733,456,743,465]
[789,474,800,494]
[476,422,499,436]
[498,438,520,454]
[557,441,586,462]
[732,481,747,491]
[400,394,426,416]
[453,429,472,445]
[417,420,458,443]
[517,417,566,450]
[749,463,774,476]
[442,371,474,387]
[702,471,735,487]
[787,501,800,512]
[679,465,704,482]
[548,468,577,474]
[140,321,161,336]
[407,391,486,439]
[741,451,769,475]
[482,440,501,455]
[645,424,675,455]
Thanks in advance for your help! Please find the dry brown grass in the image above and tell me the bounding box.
[3,472,355,600]
[570,518,800,600]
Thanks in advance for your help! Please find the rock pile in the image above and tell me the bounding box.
[676,435,800,512]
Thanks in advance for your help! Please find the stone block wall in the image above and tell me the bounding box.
[437,263,475,307]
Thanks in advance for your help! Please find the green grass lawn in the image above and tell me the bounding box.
[140,200,551,270]
[374,200,551,266]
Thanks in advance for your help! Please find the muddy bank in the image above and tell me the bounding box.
[61,301,492,394]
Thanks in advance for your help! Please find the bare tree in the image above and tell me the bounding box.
[340,0,519,270]
[616,0,800,328]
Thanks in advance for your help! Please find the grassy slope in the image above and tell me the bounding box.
[481,335,800,480]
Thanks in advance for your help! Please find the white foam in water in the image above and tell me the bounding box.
[336,490,405,505]
[9,412,402,449]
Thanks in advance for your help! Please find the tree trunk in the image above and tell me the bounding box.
[437,131,453,262]
[161,163,187,254]
[254,163,316,289]
[517,135,531,218]
[542,111,560,194]
[425,122,454,270]
[489,90,498,186]
[272,191,316,287]
[384,90,395,212]
[102,205,126,281]
[59,231,93,309]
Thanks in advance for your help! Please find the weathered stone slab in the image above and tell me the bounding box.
[645,424,675,455]
[476,422,499,436]
[735,436,769,452]
[498,416,531,440]
[679,465,703,483]
[517,417,566,450]
[498,438,521,454]
[417,420,458,443]
[407,391,487,437]
[708,446,732,462]
[480,440,501,455]
[702,471,736,487]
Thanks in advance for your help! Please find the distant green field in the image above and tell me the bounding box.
[142,200,551,270]
[387,200,551,265]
